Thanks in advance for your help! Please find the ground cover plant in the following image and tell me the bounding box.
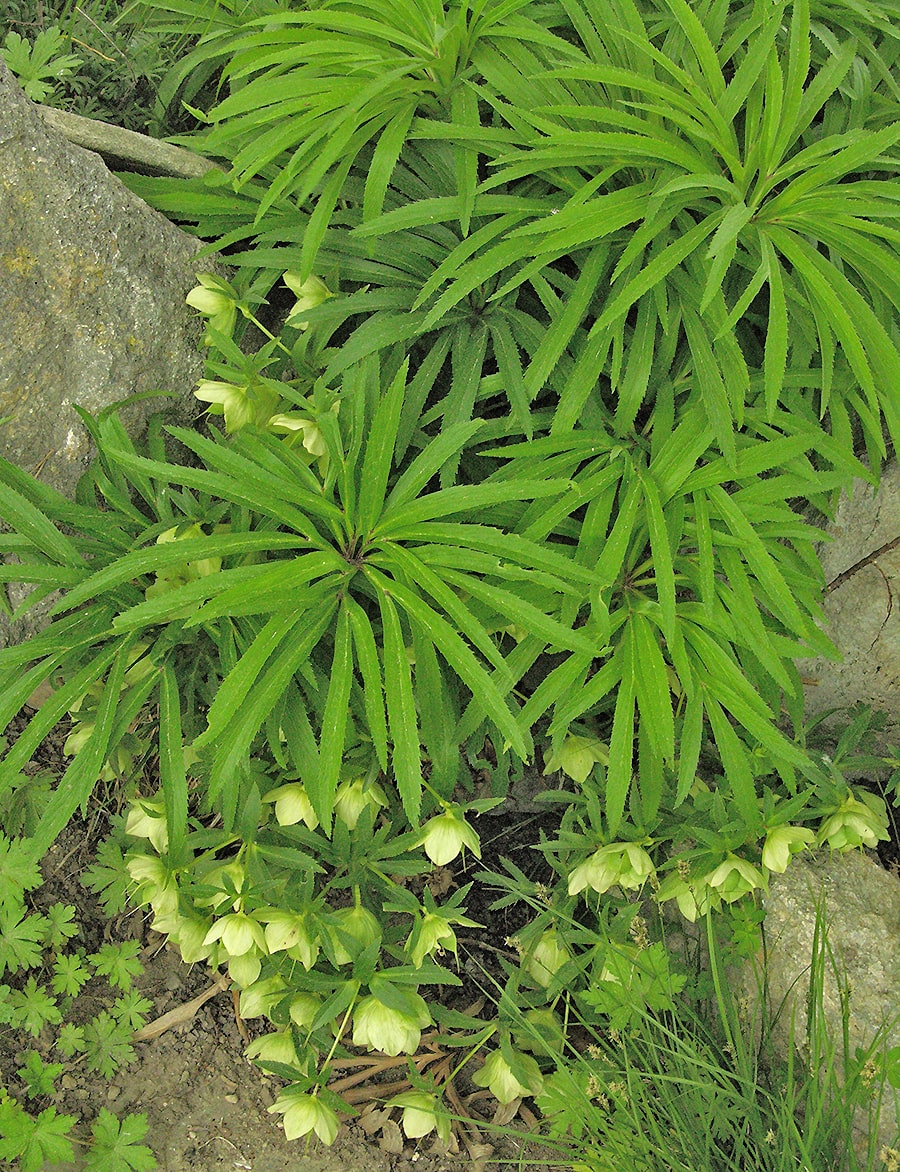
[1,0,900,1164]
[1,0,202,134]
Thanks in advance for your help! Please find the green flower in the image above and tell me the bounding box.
[269,1091,339,1145]
[334,777,388,830]
[266,413,328,456]
[352,994,431,1056]
[125,796,168,855]
[327,905,381,966]
[171,912,214,964]
[525,929,571,988]
[203,912,267,957]
[239,976,287,1019]
[472,1048,544,1104]
[186,273,238,340]
[288,992,322,1029]
[543,733,608,785]
[515,1008,566,1057]
[262,782,319,830]
[144,523,222,609]
[228,952,261,987]
[389,1090,451,1142]
[283,272,333,331]
[762,824,816,873]
[260,909,319,968]
[655,871,721,922]
[406,912,458,968]
[417,809,481,866]
[703,855,765,903]
[818,791,889,850]
[194,378,280,434]
[245,1029,299,1066]
[568,842,654,897]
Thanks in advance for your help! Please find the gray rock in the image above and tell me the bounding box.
[798,463,900,744]
[35,104,224,180]
[0,61,218,647]
[758,849,900,1163]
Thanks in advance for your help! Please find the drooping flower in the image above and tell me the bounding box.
[262,782,319,830]
[352,993,431,1057]
[268,1092,339,1145]
[524,928,571,988]
[703,854,765,903]
[245,1029,299,1066]
[472,1048,543,1104]
[654,872,712,922]
[266,413,327,456]
[125,796,169,854]
[406,911,458,968]
[818,791,889,850]
[568,841,655,897]
[261,909,319,965]
[194,377,280,434]
[543,734,608,785]
[283,272,334,331]
[389,1090,451,1142]
[416,809,481,866]
[327,904,381,966]
[239,976,287,1019]
[186,273,238,340]
[288,992,322,1029]
[334,777,388,830]
[762,824,816,873]
[203,912,266,957]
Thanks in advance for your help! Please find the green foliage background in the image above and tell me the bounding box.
[1,0,899,1159]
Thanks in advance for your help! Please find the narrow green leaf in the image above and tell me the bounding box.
[375,582,422,825]
[54,533,311,616]
[630,614,675,765]
[207,599,337,810]
[346,597,388,771]
[312,603,353,831]
[27,639,136,862]
[0,480,83,568]
[356,359,408,534]
[159,662,188,868]
[368,568,529,761]
[704,697,760,831]
[606,659,636,838]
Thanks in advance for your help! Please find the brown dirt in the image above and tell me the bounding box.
[1,810,561,1172]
